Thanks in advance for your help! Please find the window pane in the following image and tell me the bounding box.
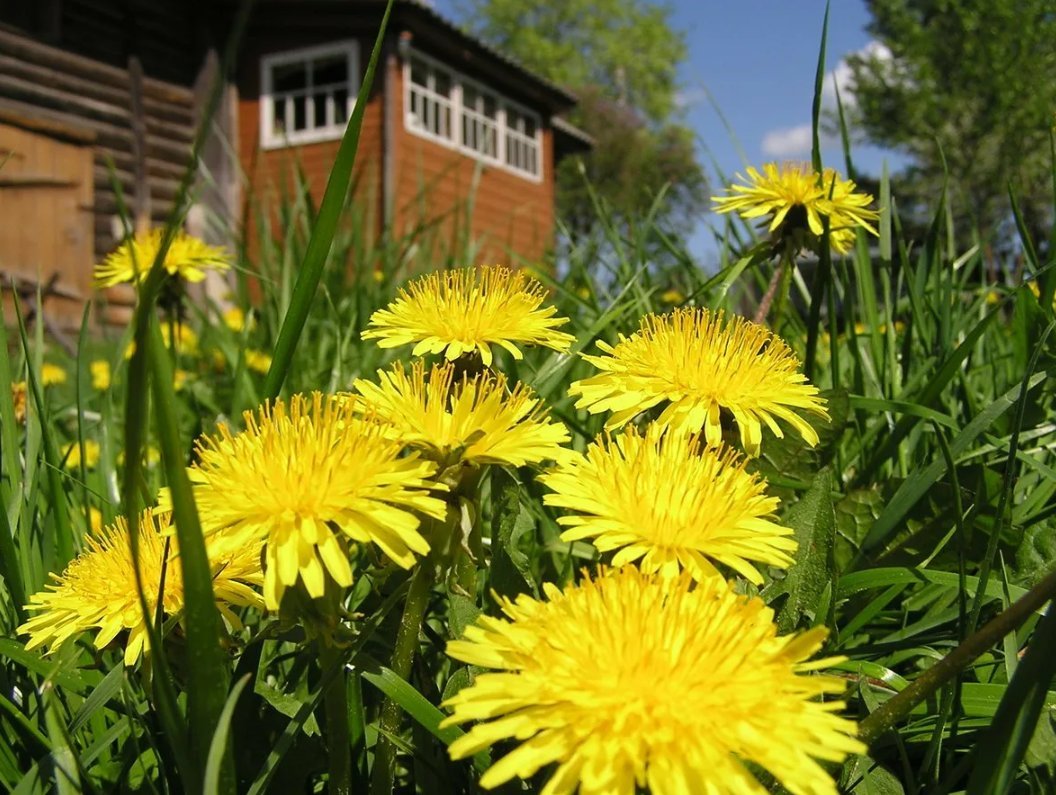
[440,104,451,138]
[273,97,287,136]
[483,93,497,118]
[434,69,451,98]
[410,57,428,87]
[334,88,349,124]
[314,54,347,86]
[524,116,537,137]
[463,84,478,110]
[273,61,307,93]
[292,94,307,131]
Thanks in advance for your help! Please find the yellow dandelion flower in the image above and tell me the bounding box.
[353,361,570,469]
[173,369,191,391]
[540,427,795,583]
[124,323,199,360]
[89,507,104,533]
[223,307,246,332]
[362,266,575,366]
[443,567,863,794]
[90,360,111,390]
[712,162,878,254]
[94,229,231,288]
[569,308,828,455]
[245,349,272,375]
[18,509,262,666]
[41,363,66,386]
[189,393,447,609]
[11,381,27,424]
[62,440,100,470]
[660,288,684,304]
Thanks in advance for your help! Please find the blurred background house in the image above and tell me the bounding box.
[0,0,590,328]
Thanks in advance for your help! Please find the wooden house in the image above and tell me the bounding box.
[0,0,590,328]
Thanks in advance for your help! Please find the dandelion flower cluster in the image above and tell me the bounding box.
[363,266,574,366]
[188,393,447,609]
[569,308,828,455]
[19,509,262,665]
[353,361,570,469]
[713,162,879,254]
[443,567,863,794]
[94,229,231,288]
[540,426,795,583]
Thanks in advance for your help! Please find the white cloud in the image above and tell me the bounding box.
[759,41,892,157]
[761,125,814,157]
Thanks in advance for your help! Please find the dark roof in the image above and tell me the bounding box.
[246,0,578,113]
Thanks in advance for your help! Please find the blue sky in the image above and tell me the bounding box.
[436,0,900,262]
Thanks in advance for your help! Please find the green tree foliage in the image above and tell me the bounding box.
[454,0,708,239]
[847,0,1056,252]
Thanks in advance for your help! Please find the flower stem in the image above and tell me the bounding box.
[754,258,788,325]
[320,641,352,795]
[858,568,1056,746]
[370,561,435,794]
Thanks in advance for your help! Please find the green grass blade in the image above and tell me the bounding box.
[966,604,1056,794]
[262,0,396,399]
[204,675,252,795]
[810,1,830,174]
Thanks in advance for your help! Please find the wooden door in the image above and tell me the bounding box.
[0,122,94,329]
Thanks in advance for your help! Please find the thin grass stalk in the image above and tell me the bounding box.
[858,567,1056,746]
[319,642,352,795]
[370,560,436,795]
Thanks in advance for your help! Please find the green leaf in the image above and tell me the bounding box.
[841,755,905,795]
[490,480,537,599]
[764,469,836,632]
[204,675,252,795]
[362,667,489,774]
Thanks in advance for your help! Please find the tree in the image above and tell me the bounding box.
[847,0,1056,253]
[454,0,707,240]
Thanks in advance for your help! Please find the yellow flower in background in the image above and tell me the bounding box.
[11,381,27,424]
[540,427,795,583]
[245,349,272,375]
[443,567,863,794]
[173,369,191,391]
[712,162,878,254]
[90,360,111,390]
[93,229,231,288]
[569,308,828,455]
[223,307,246,332]
[62,440,100,470]
[41,363,66,386]
[188,393,447,610]
[18,509,262,666]
[363,266,575,366]
[353,361,570,469]
[660,288,685,304]
[89,507,104,533]
[124,324,199,360]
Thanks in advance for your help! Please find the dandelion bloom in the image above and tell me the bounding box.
[540,427,795,583]
[124,323,199,359]
[62,440,101,470]
[568,308,828,455]
[362,266,575,366]
[94,229,231,288]
[443,567,862,794]
[223,306,246,332]
[18,509,262,666]
[188,393,447,609]
[90,360,111,390]
[353,361,570,468]
[41,363,66,386]
[11,381,27,424]
[712,162,878,254]
[245,349,272,375]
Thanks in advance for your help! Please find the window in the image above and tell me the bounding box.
[404,50,543,180]
[261,41,358,148]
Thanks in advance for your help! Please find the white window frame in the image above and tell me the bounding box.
[403,48,543,182]
[260,40,359,149]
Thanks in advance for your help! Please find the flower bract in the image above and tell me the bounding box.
[712,162,878,254]
[568,308,828,455]
[188,392,447,609]
[540,426,795,583]
[353,361,570,468]
[94,229,231,288]
[18,509,262,666]
[362,266,574,366]
[443,567,863,795]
